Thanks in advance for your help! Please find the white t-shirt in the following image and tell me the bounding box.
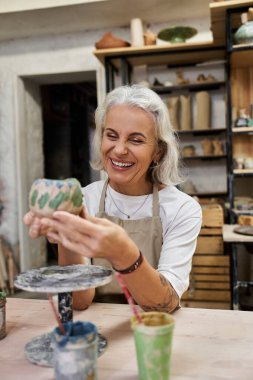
[83,180,202,298]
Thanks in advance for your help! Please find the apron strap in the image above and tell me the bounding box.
[152,184,160,217]
[99,178,109,213]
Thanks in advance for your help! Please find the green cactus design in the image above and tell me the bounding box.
[71,187,83,207]
[49,191,70,210]
[30,189,39,206]
[38,193,50,209]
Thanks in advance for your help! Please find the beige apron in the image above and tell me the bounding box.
[93,180,163,296]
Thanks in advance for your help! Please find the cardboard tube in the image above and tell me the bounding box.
[180,95,192,130]
[167,96,179,130]
[195,91,211,130]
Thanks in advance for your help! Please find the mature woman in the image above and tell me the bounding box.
[24,85,202,313]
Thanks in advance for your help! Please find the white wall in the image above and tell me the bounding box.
[0,17,216,270]
[0,28,110,269]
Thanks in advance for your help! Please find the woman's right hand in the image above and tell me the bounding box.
[23,211,51,239]
[23,206,87,242]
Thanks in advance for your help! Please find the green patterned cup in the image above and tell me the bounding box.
[131,312,175,380]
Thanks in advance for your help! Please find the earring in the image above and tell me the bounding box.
[150,161,159,169]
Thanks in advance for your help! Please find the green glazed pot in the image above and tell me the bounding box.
[234,21,253,45]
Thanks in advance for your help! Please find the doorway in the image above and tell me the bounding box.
[40,81,98,264]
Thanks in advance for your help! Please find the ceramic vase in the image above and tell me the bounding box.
[131,18,144,47]
[234,21,253,45]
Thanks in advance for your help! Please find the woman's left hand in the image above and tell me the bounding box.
[40,211,139,269]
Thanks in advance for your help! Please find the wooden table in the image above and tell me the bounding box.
[1,298,253,380]
[223,224,253,243]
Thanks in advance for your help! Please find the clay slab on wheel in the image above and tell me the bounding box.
[14,264,113,293]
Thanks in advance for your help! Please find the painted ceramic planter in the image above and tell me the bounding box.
[234,22,253,45]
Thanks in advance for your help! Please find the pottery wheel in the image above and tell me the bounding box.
[15,264,113,367]
[24,332,107,367]
[14,264,113,293]
[234,226,253,236]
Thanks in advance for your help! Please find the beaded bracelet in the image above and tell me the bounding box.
[113,251,143,275]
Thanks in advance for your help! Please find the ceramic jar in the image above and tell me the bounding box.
[234,21,253,45]
[244,157,253,169]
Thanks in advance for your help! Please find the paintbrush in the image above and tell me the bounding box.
[115,272,142,324]
[47,294,65,335]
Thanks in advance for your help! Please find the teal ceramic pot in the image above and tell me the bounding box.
[234,21,253,45]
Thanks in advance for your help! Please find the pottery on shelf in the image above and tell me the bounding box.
[157,26,197,43]
[130,18,144,47]
[234,8,253,45]
[95,32,130,49]
[235,108,249,127]
[212,139,224,156]
[234,21,253,45]
[176,69,190,85]
[244,157,253,169]
[201,139,213,156]
[143,29,157,46]
[182,145,196,157]
[234,157,244,170]
[196,74,217,83]
[153,77,164,87]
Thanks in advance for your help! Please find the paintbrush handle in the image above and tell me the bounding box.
[115,272,142,324]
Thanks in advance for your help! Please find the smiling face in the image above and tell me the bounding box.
[101,104,160,195]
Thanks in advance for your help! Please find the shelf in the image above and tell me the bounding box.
[178,128,226,136]
[93,42,226,68]
[152,81,225,94]
[232,209,253,215]
[210,0,253,46]
[232,127,253,134]
[230,46,253,67]
[231,43,253,52]
[183,155,227,160]
[234,169,253,176]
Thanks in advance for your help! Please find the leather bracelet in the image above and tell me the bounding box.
[113,251,143,274]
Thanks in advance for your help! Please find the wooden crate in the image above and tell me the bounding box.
[182,254,231,309]
[182,203,231,310]
[195,236,223,254]
[201,204,224,228]
[182,289,231,302]
[192,255,229,267]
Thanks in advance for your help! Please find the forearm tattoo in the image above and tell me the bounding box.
[140,274,179,313]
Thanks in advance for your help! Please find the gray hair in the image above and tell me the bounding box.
[91,84,183,186]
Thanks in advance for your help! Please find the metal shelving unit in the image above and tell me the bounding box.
[226,5,253,223]
[225,4,253,310]
[94,42,228,199]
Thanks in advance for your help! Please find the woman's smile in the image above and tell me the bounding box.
[110,158,134,170]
